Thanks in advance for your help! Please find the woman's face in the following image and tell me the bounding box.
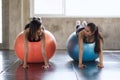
[84,26,93,37]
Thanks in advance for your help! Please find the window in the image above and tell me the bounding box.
[30,0,120,17]
[0,0,2,43]
[30,0,64,17]
[66,0,120,17]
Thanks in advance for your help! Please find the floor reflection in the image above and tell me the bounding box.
[15,62,55,80]
[71,61,102,80]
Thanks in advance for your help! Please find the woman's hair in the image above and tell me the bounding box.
[24,17,42,41]
[87,23,103,53]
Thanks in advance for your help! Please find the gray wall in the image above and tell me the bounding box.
[42,18,120,50]
[9,0,30,50]
[0,0,9,49]
[1,0,120,50]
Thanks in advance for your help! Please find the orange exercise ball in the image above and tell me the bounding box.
[14,30,56,63]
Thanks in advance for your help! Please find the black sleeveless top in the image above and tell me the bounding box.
[83,36,95,43]
[27,35,42,42]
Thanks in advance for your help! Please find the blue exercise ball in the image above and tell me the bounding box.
[66,32,98,61]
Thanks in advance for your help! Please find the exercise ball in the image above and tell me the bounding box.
[14,30,56,63]
[66,32,98,61]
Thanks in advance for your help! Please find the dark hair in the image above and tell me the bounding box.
[24,17,42,41]
[87,23,103,53]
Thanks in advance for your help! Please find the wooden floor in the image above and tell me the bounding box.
[0,50,120,80]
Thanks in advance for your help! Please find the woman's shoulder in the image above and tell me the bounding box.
[78,30,84,37]
[23,28,29,35]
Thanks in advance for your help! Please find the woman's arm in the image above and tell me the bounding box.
[78,32,86,69]
[23,30,29,68]
[41,32,49,69]
[98,39,104,68]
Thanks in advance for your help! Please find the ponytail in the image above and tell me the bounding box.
[94,27,100,53]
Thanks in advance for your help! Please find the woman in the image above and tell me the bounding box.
[77,22,104,69]
[23,17,49,69]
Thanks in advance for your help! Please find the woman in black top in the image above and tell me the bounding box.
[77,22,104,69]
[23,17,49,69]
